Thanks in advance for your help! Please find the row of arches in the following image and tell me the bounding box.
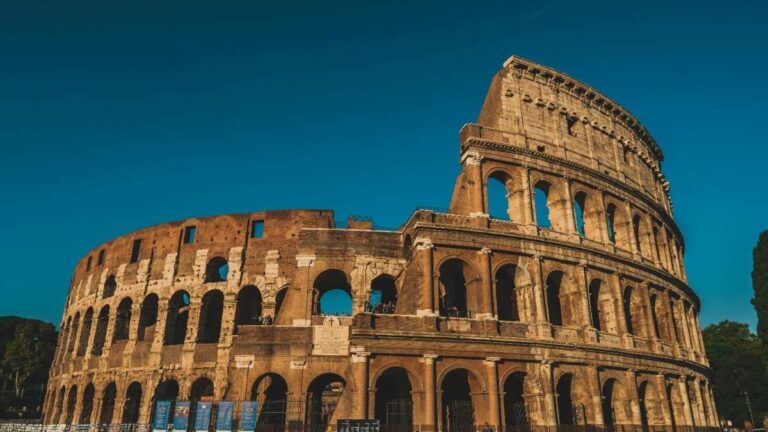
[47,366,712,430]
[486,172,684,278]
[56,284,290,364]
[311,270,398,316]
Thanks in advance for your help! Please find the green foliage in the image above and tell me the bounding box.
[703,320,768,425]
[753,231,768,351]
[0,316,57,419]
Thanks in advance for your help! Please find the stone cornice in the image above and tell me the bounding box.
[463,137,683,251]
[502,55,663,162]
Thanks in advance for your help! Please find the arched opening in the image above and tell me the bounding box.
[197,290,224,343]
[67,313,80,354]
[65,385,77,424]
[488,173,511,220]
[370,274,397,314]
[92,305,110,356]
[251,373,289,426]
[313,270,352,316]
[632,215,643,254]
[546,272,564,326]
[306,373,346,428]
[77,308,93,357]
[683,302,697,351]
[100,383,117,425]
[137,294,159,342]
[573,192,587,237]
[588,280,602,331]
[601,379,617,429]
[164,290,190,345]
[205,256,229,283]
[122,382,142,423]
[54,386,65,424]
[190,377,214,402]
[503,372,529,427]
[113,297,133,342]
[638,382,651,432]
[623,287,635,336]
[555,374,574,425]
[79,384,95,424]
[441,369,475,432]
[103,275,117,299]
[534,182,552,229]
[649,294,661,339]
[152,380,179,425]
[439,259,477,318]
[275,287,288,320]
[624,287,647,338]
[606,204,617,244]
[235,285,263,328]
[496,264,519,321]
[374,368,413,427]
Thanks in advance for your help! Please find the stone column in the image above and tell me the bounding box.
[587,367,604,426]
[125,300,142,355]
[578,263,594,329]
[596,191,611,244]
[678,379,694,426]
[462,150,487,217]
[416,238,436,316]
[563,178,578,234]
[540,362,557,426]
[654,375,673,428]
[624,370,642,425]
[422,354,438,430]
[352,351,371,419]
[522,168,534,225]
[484,358,501,428]
[478,248,494,319]
[531,256,550,338]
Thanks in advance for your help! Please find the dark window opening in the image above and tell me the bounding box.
[164,291,191,345]
[86,256,92,271]
[374,368,413,427]
[113,298,133,342]
[602,379,616,428]
[205,256,229,283]
[251,220,264,238]
[306,374,346,428]
[121,382,142,423]
[556,374,574,425]
[190,378,214,402]
[274,287,288,320]
[197,290,224,343]
[546,272,563,326]
[97,249,106,266]
[369,274,397,314]
[77,309,93,357]
[438,259,470,318]
[496,264,519,321]
[103,275,117,299]
[633,215,643,253]
[504,373,529,427]
[573,192,587,237]
[623,287,635,335]
[588,280,602,331]
[441,369,475,430]
[100,383,117,425]
[92,306,110,356]
[534,182,551,229]
[183,226,196,244]
[130,239,142,263]
[566,116,578,136]
[79,384,95,424]
[251,374,289,426]
[137,294,159,342]
[235,285,264,328]
[606,204,617,243]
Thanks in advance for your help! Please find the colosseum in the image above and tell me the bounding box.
[45,56,718,432]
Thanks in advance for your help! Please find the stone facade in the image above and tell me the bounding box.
[45,56,717,431]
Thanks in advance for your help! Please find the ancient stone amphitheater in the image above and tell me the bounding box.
[45,56,718,432]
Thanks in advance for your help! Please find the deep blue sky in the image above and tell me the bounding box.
[1,0,766,329]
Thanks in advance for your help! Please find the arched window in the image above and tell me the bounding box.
[103,275,117,299]
[438,259,474,318]
[77,308,93,357]
[374,368,413,427]
[205,256,229,283]
[573,192,587,237]
[235,285,263,327]
[190,377,214,401]
[164,291,190,345]
[137,294,159,342]
[197,290,224,343]
[313,270,352,316]
[633,215,643,253]
[503,373,529,427]
[65,386,78,424]
[588,280,602,331]
[92,306,110,356]
[122,382,142,423]
[100,383,117,425]
[623,287,634,335]
[370,274,397,313]
[488,173,510,220]
[441,369,476,430]
[649,294,661,339]
[67,313,80,354]
[251,374,289,425]
[275,287,288,319]
[606,204,617,243]
[534,182,552,229]
[602,379,617,428]
[113,297,132,342]
[54,386,65,424]
[79,384,95,424]
[306,374,346,428]
[555,374,574,425]
[546,272,563,326]
[152,380,179,425]
[496,264,519,321]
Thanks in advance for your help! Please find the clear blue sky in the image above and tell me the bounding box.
[1,0,766,329]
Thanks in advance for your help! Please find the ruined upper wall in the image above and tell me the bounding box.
[473,56,671,211]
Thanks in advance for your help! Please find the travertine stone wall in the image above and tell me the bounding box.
[45,56,716,431]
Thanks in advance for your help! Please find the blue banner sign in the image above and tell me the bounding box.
[173,401,191,432]
[194,401,213,432]
[153,401,172,432]
[239,401,258,432]
[216,401,234,432]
